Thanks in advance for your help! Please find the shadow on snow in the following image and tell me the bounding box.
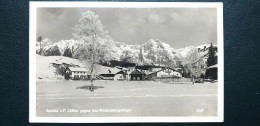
[76,85,104,90]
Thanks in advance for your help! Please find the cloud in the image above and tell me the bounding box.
[37,8,79,42]
[37,8,217,48]
[148,13,163,24]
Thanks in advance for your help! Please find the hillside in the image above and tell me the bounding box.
[36,55,84,79]
[36,55,120,80]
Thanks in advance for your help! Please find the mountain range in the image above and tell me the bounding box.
[37,38,217,67]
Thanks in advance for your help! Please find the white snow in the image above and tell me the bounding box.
[36,55,120,79]
[39,38,216,67]
[36,55,85,79]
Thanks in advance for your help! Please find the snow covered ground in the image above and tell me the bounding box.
[36,55,84,79]
[36,80,217,117]
[36,55,120,79]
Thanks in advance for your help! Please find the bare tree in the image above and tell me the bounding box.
[73,11,111,92]
[179,48,207,84]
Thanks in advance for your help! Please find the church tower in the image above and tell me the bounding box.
[138,47,144,66]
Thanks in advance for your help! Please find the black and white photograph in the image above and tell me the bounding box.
[29,2,223,123]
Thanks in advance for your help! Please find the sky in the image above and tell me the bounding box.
[37,8,217,49]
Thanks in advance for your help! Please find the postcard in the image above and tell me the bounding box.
[29,2,223,123]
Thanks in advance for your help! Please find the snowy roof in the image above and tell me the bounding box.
[130,69,145,75]
[68,67,88,72]
[97,66,121,74]
[115,66,122,69]
[147,68,179,75]
[164,67,178,71]
[208,64,217,69]
[121,67,129,71]
[146,71,157,75]
[115,66,129,71]
[116,71,125,74]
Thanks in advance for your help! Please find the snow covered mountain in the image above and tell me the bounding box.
[140,39,178,66]
[36,38,52,54]
[40,39,80,56]
[37,38,217,67]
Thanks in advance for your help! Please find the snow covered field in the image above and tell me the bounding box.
[36,80,217,117]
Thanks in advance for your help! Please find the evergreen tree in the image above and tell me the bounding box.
[205,43,218,79]
[37,36,42,55]
[206,43,217,67]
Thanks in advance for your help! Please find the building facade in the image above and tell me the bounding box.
[156,68,182,78]
[130,69,146,81]
[65,67,88,80]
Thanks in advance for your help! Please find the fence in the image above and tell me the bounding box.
[154,77,192,84]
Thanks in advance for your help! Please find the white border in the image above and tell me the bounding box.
[29,2,223,123]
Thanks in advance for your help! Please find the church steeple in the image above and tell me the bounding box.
[138,47,143,66]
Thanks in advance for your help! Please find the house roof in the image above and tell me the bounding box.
[68,67,88,72]
[135,65,163,70]
[163,67,178,71]
[115,66,129,71]
[130,69,145,75]
[147,68,180,75]
[147,70,160,75]
[208,64,217,69]
[116,71,125,74]
[100,74,115,77]
[98,66,121,74]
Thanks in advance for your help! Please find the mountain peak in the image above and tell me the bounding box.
[38,38,216,67]
[144,39,166,49]
[146,39,162,44]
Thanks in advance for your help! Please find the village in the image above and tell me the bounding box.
[62,46,217,83]
[63,59,217,84]
[65,65,183,81]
